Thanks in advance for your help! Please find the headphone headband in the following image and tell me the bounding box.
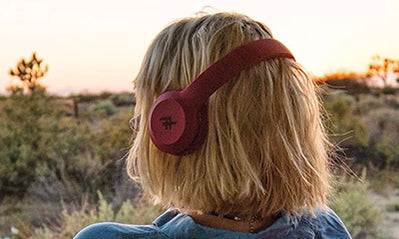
[149,38,295,155]
[180,39,295,106]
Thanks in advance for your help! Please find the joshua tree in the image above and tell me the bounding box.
[8,52,48,93]
[368,55,399,86]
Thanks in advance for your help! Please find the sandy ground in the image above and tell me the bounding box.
[370,188,399,239]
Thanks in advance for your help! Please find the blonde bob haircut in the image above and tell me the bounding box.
[128,12,331,219]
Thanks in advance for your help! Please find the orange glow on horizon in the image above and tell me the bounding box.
[313,71,365,81]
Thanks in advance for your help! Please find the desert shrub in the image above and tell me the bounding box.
[31,192,161,239]
[373,135,399,168]
[386,201,399,212]
[322,77,371,95]
[331,179,385,239]
[365,108,399,168]
[375,169,399,189]
[323,90,399,170]
[110,92,135,107]
[353,94,385,115]
[323,92,368,148]
[91,99,118,116]
[17,109,136,227]
[379,86,399,95]
[71,91,113,103]
[386,96,399,109]
[92,108,132,156]
[0,89,63,198]
[0,90,137,236]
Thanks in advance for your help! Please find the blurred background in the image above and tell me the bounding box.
[0,0,398,238]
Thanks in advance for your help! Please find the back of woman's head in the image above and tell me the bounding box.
[128,12,331,219]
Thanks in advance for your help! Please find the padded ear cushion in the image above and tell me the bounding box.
[184,103,208,154]
[148,90,207,155]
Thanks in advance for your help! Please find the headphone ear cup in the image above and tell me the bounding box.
[182,103,208,154]
[148,91,208,155]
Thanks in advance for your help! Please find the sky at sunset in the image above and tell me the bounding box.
[0,0,398,94]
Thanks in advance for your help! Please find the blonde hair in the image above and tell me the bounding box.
[127,12,331,219]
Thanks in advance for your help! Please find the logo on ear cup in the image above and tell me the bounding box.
[160,116,177,130]
[149,94,186,149]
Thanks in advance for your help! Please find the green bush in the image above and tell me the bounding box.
[366,108,399,168]
[91,100,118,116]
[110,92,135,107]
[31,192,161,239]
[323,90,399,170]
[0,90,60,198]
[353,94,385,115]
[71,91,113,103]
[0,91,138,236]
[322,77,371,95]
[323,92,368,148]
[331,179,385,239]
[386,201,399,212]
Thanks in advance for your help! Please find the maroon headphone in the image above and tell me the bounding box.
[148,38,295,155]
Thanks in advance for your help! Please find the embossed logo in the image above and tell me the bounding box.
[160,116,177,130]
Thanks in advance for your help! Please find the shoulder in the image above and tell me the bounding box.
[297,208,352,239]
[73,222,170,239]
[256,208,351,239]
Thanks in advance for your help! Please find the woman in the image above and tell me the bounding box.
[75,12,351,238]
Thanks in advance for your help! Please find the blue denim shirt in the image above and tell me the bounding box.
[74,208,351,238]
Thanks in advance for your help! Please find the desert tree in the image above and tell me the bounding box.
[0,52,50,197]
[368,55,399,86]
[8,52,48,94]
